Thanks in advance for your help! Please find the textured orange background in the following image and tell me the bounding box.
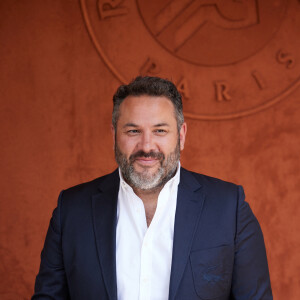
[0,1,299,299]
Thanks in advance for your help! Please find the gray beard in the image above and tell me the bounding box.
[115,140,180,191]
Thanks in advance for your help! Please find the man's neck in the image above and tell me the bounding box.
[133,185,162,201]
[133,186,163,227]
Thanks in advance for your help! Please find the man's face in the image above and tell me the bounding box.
[113,95,187,191]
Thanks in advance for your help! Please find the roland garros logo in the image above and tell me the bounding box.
[80,0,300,120]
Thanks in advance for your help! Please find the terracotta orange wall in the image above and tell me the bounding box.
[0,1,299,299]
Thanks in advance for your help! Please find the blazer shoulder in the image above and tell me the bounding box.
[181,168,245,224]
[181,168,240,200]
[59,169,119,205]
[182,168,238,189]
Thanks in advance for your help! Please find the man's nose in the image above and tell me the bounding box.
[139,132,155,153]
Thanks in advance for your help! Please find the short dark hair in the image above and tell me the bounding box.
[112,76,184,131]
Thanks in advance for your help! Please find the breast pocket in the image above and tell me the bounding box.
[190,245,234,299]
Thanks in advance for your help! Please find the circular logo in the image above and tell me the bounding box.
[81,0,300,120]
[136,0,287,66]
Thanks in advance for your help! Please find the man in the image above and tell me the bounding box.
[32,76,272,299]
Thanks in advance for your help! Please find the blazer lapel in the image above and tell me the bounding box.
[169,168,206,300]
[92,170,119,300]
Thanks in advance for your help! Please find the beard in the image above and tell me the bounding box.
[115,139,180,191]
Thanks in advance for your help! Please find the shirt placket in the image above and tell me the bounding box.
[139,226,153,300]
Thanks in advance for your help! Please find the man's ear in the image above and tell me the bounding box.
[111,124,116,149]
[179,122,187,151]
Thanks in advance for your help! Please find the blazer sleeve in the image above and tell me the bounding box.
[231,186,273,299]
[32,191,70,300]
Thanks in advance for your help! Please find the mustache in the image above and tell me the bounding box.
[129,150,165,162]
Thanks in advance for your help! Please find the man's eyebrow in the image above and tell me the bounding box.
[123,123,139,128]
[154,123,169,127]
[122,123,170,128]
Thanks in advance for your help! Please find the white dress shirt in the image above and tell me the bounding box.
[116,164,180,300]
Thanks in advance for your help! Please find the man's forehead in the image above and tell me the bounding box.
[113,95,179,131]
[122,122,170,128]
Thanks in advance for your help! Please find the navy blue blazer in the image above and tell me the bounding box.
[32,168,272,299]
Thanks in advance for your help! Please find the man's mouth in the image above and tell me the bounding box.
[135,157,159,166]
[130,151,164,167]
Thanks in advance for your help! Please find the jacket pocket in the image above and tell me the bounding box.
[190,245,234,299]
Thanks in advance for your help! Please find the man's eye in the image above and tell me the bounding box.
[155,129,167,134]
[127,129,139,134]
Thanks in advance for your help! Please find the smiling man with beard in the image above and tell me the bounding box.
[32,76,273,300]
